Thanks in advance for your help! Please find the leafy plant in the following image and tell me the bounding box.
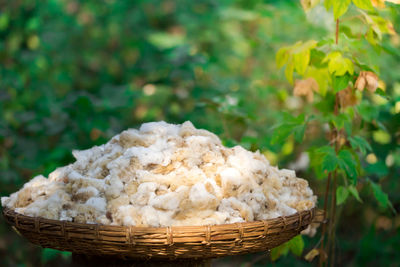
[270,0,399,265]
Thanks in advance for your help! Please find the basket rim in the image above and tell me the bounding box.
[2,206,323,259]
[2,206,319,233]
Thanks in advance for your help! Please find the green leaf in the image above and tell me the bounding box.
[293,49,310,75]
[276,47,289,68]
[271,113,306,145]
[352,0,374,11]
[316,146,338,172]
[366,27,379,46]
[336,186,349,205]
[370,181,389,208]
[365,161,389,176]
[333,0,351,20]
[293,124,306,143]
[325,0,334,10]
[375,88,389,100]
[288,235,304,256]
[331,113,349,131]
[0,13,9,31]
[322,153,338,172]
[338,150,358,184]
[348,184,362,202]
[42,248,60,263]
[344,120,352,136]
[304,67,330,96]
[271,242,289,261]
[285,58,295,84]
[317,145,336,155]
[147,32,185,49]
[349,136,372,155]
[270,124,294,145]
[324,52,354,76]
[332,74,350,93]
[357,101,379,122]
[301,0,321,11]
[271,235,304,261]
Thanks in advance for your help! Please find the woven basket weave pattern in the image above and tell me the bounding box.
[3,208,318,259]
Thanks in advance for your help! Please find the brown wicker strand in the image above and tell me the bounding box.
[166,226,174,246]
[204,225,211,246]
[281,216,287,231]
[15,213,19,228]
[35,217,41,233]
[262,220,269,238]
[297,212,303,231]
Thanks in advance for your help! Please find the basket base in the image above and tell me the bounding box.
[71,254,212,267]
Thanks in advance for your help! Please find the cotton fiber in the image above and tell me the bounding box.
[1,121,316,227]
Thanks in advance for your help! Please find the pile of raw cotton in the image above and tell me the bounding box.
[1,121,316,227]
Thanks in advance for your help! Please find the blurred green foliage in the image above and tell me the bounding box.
[0,0,399,266]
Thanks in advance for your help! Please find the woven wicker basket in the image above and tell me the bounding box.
[2,207,322,260]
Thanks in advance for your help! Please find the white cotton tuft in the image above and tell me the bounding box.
[2,121,317,227]
[86,197,107,212]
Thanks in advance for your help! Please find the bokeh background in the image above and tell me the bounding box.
[1,0,399,266]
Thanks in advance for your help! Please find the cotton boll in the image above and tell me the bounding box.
[279,169,296,179]
[157,210,175,226]
[301,223,319,237]
[238,188,266,218]
[60,210,72,221]
[227,146,267,174]
[68,170,85,181]
[204,179,223,199]
[72,146,104,171]
[118,129,148,148]
[69,175,106,194]
[86,197,107,213]
[3,121,317,227]
[130,182,158,206]
[202,151,225,165]
[1,196,11,208]
[264,174,283,191]
[218,198,250,222]
[288,199,315,212]
[139,206,160,227]
[189,183,218,210]
[107,194,130,215]
[185,135,211,147]
[125,142,172,166]
[73,204,102,224]
[179,121,197,137]
[97,214,111,225]
[112,205,139,226]
[139,121,180,137]
[11,175,50,208]
[105,175,124,200]
[25,191,68,220]
[124,181,138,195]
[72,146,103,162]
[49,165,72,182]
[278,204,297,216]
[202,211,228,225]
[149,191,180,211]
[173,209,218,226]
[220,168,243,197]
[73,186,99,202]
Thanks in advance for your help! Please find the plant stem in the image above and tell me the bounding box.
[319,172,331,267]
[328,170,337,267]
[319,18,341,267]
[335,19,339,45]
